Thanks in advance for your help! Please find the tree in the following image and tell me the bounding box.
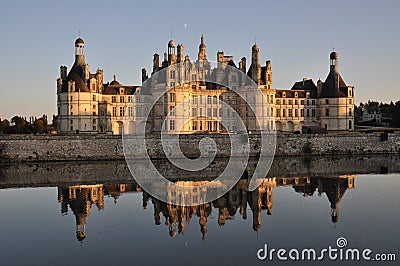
[52,115,58,131]
[0,119,9,134]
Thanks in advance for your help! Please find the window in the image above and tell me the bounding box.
[169,93,175,102]
[70,120,73,124]
[207,121,212,131]
[295,109,298,117]
[192,108,197,117]
[120,96,125,103]
[306,109,310,117]
[207,108,211,117]
[283,99,286,105]
[93,112,96,115]
[213,96,217,104]
[199,121,203,130]
[213,108,217,117]
[207,96,212,104]
[325,109,329,116]
[70,112,73,116]
[349,120,352,129]
[288,100,293,105]
[282,109,286,117]
[170,70,176,79]
[169,120,175,130]
[71,126,73,131]
[312,100,315,105]
[300,109,304,117]
[93,95,96,101]
[169,106,175,116]
[312,109,316,117]
[128,96,133,103]
[199,108,203,116]
[348,99,352,104]
[113,107,117,117]
[349,108,352,116]
[325,99,329,104]
[93,119,96,124]
[192,121,197,130]
[219,108,222,116]
[93,126,96,131]
[128,107,133,117]
[300,100,304,105]
[276,109,280,117]
[170,82,175,87]
[276,99,280,105]
[70,96,73,101]
[232,97,237,105]
[112,96,116,103]
[70,105,73,110]
[93,105,96,109]
[295,100,298,105]
[192,74,197,81]
[120,107,125,117]
[288,109,293,117]
[231,75,236,83]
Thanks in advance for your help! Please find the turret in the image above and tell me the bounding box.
[198,35,207,60]
[249,44,261,85]
[74,38,85,66]
[168,39,177,64]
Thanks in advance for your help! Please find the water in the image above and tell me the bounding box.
[0,156,399,265]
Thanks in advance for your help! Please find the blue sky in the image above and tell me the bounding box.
[0,0,399,119]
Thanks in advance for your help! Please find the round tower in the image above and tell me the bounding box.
[74,38,85,66]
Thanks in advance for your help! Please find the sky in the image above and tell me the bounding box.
[0,0,399,120]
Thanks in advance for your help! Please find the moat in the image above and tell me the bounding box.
[0,156,399,265]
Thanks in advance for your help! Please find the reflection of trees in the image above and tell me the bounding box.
[57,175,354,242]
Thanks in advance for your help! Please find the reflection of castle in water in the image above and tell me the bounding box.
[58,175,354,241]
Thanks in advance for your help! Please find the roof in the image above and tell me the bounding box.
[61,63,90,92]
[75,38,84,45]
[319,71,348,98]
[291,79,318,97]
[103,85,137,95]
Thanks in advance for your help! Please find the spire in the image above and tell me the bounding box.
[198,34,207,60]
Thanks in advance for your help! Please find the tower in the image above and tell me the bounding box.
[330,51,339,90]
[249,44,261,85]
[198,35,207,60]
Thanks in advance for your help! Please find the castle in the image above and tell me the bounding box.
[57,36,354,134]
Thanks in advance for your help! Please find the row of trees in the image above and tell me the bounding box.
[0,115,58,134]
[354,100,400,126]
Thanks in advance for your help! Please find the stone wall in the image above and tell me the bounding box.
[0,133,399,163]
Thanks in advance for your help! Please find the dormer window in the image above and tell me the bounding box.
[295,92,298,98]
[282,92,286,98]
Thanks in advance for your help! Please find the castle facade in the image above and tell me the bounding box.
[57,36,354,134]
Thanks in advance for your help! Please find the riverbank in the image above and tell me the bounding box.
[0,133,399,163]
